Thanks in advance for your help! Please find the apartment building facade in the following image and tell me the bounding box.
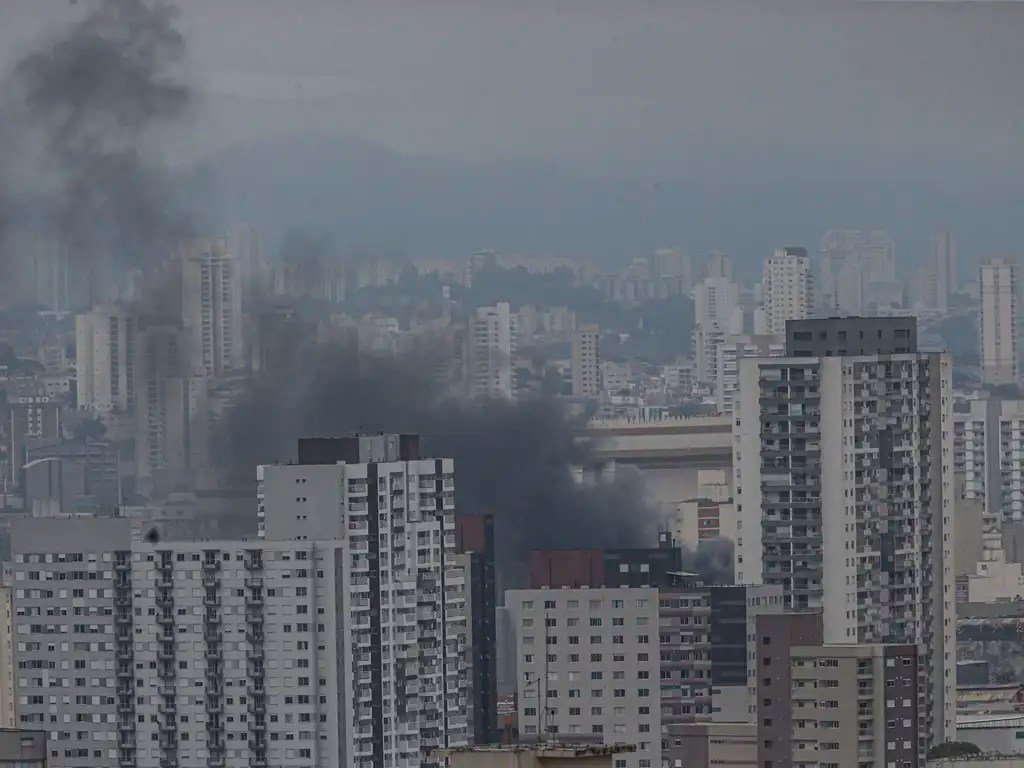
[9,517,132,768]
[179,240,244,379]
[506,586,709,768]
[733,317,956,747]
[980,258,1019,386]
[762,248,814,335]
[468,302,517,399]
[572,324,602,398]
[755,612,922,768]
[75,306,137,413]
[258,435,471,761]
[10,435,472,768]
[954,397,1024,522]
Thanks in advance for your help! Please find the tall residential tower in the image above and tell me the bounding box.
[762,247,814,335]
[733,317,956,747]
[980,258,1019,386]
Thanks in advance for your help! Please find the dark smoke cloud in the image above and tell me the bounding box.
[0,0,194,305]
[680,538,734,586]
[218,344,657,585]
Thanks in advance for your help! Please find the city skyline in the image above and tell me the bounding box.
[2,1,1024,767]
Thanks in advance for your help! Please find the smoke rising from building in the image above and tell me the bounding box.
[680,538,734,586]
[219,344,657,584]
[0,0,194,305]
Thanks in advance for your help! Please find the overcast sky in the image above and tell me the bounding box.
[3,0,1022,183]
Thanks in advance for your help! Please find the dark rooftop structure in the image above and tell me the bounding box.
[786,316,918,357]
[296,434,421,464]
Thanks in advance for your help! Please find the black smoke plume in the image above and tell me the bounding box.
[680,538,734,586]
[0,0,194,305]
[218,345,657,585]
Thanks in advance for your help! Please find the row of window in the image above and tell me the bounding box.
[522,598,650,610]
[524,616,650,627]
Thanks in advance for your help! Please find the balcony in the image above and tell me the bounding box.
[247,697,266,715]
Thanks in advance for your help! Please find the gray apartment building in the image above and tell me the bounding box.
[506,580,783,768]
[9,434,472,768]
[755,611,922,768]
[734,317,957,746]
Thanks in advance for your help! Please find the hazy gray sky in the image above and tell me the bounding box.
[4,0,1023,183]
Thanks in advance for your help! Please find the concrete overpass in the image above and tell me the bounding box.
[582,415,733,468]
[579,415,734,508]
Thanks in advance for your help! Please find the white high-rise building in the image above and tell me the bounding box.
[713,334,784,414]
[9,435,471,768]
[693,322,727,385]
[733,317,956,748]
[762,247,814,335]
[130,539,354,768]
[980,258,1019,385]
[468,302,516,399]
[180,240,244,379]
[258,435,470,762]
[572,324,601,398]
[692,277,742,396]
[693,277,739,330]
[75,305,137,413]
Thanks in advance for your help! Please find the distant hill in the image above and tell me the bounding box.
[196,130,1024,276]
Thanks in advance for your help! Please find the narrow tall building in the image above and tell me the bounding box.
[762,247,814,335]
[134,322,209,495]
[733,316,956,747]
[572,324,602,398]
[74,305,137,413]
[980,258,1019,386]
[179,240,244,379]
[468,302,517,399]
[456,515,498,745]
